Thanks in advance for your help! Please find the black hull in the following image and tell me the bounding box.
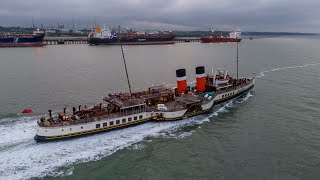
[0,34,45,47]
[88,37,175,45]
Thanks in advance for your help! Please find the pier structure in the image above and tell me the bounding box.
[174,37,201,43]
[44,37,88,45]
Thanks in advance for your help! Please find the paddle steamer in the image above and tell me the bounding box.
[35,43,255,141]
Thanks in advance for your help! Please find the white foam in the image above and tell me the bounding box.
[0,117,38,148]
[0,92,254,180]
[176,131,194,139]
[129,143,146,150]
[257,62,320,78]
[237,92,253,103]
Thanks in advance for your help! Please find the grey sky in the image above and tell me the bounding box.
[0,0,319,32]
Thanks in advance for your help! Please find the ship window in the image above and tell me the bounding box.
[110,121,114,126]
[122,119,126,123]
[139,115,143,119]
[96,124,101,128]
[116,120,120,124]
[81,126,83,129]
[134,116,137,120]
[70,128,72,131]
[103,122,108,127]
[62,129,64,131]
[128,117,132,121]
[222,95,224,98]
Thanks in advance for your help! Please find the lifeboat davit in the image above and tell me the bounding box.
[21,108,33,114]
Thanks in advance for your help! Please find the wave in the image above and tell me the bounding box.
[256,62,320,78]
[0,92,253,180]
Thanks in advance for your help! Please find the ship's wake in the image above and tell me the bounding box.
[256,62,320,78]
[0,92,253,180]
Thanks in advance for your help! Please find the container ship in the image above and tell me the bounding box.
[201,30,242,43]
[88,26,175,45]
[34,42,255,142]
[0,28,45,47]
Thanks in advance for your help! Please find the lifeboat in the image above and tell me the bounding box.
[21,107,33,114]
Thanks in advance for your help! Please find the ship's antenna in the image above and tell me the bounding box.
[236,42,239,81]
[118,26,132,96]
[32,17,35,28]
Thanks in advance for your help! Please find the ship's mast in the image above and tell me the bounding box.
[118,26,132,96]
[32,17,35,28]
[236,42,239,81]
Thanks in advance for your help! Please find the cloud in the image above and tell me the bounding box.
[0,0,319,32]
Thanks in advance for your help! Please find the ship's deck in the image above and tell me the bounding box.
[37,93,209,127]
[37,78,254,128]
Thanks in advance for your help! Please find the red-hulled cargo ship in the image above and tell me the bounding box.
[201,31,242,43]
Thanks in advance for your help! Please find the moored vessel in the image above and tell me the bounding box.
[201,30,242,43]
[0,28,45,47]
[88,26,175,45]
[35,42,255,142]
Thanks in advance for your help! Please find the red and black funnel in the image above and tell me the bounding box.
[176,69,187,95]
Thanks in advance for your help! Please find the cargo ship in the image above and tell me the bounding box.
[88,26,175,45]
[201,30,242,43]
[0,28,45,47]
[35,42,255,142]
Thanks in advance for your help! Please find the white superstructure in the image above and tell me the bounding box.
[229,30,242,39]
